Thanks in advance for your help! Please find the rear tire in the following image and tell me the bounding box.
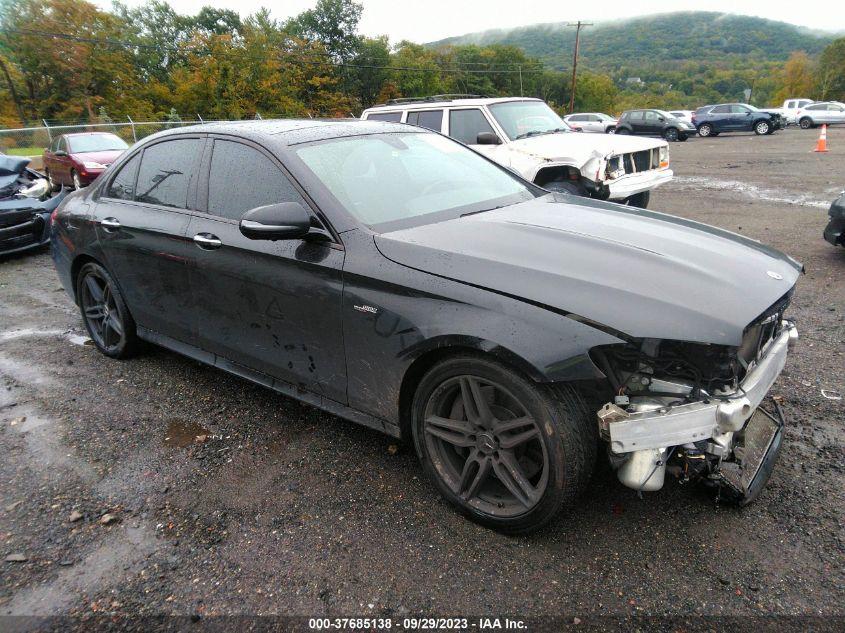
[76,262,139,359]
[698,123,713,137]
[411,355,595,534]
[799,117,813,130]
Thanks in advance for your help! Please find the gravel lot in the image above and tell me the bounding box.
[1,126,843,629]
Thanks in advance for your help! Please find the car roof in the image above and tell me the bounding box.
[364,97,542,112]
[137,118,415,147]
[62,132,122,138]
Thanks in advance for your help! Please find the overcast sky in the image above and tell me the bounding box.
[95,0,844,43]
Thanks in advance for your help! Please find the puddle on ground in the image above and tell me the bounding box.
[163,418,211,448]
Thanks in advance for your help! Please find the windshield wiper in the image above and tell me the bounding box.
[514,130,544,140]
[515,127,570,139]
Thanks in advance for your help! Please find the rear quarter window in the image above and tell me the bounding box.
[366,112,403,122]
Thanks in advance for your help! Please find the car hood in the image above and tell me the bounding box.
[374,196,802,346]
[70,150,124,165]
[507,132,665,163]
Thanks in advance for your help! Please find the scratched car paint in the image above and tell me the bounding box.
[51,119,801,533]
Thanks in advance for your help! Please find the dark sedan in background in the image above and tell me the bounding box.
[43,132,128,190]
[51,120,800,533]
[693,103,783,137]
[614,109,697,141]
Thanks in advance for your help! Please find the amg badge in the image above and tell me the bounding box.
[354,304,379,315]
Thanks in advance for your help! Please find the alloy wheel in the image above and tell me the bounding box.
[756,121,770,135]
[80,270,125,353]
[422,375,549,517]
[698,124,711,137]
[72,172,82,190]
[665,128,678,142]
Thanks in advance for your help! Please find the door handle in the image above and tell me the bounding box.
[193,233,222,250]
[100,217,121,231]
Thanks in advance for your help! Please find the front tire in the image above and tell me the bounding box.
[698,123,713,137]
[605,126,616,134]
[754,120,771,135]
[411,355,595,534]
[625,190,651,208]
[76,262,139,359]
[543,179,587,197]
[663,127,679,142]
[615,127,631,135]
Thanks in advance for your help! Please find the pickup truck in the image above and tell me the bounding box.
[362,97,672,208]
[762,98,814,125]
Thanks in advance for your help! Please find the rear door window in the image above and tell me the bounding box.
[448,109,495,144]
[406,110,443,132]
[367,111,403,122]
[135,138,201,209]
[710,105,730,114]
[207,139,307,221]
[106,153,141,201]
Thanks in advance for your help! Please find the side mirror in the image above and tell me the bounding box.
[476,132,501,145]
[657,116,665,122]
[239,202,311,241]
[54,150,67,157]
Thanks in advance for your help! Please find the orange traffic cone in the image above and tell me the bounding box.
[814,124,829,153]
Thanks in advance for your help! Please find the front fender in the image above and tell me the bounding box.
[340,230,622,426]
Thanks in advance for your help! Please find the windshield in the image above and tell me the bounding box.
[295,132,536,230]
[488,101,571,140]
[68,134,128,153]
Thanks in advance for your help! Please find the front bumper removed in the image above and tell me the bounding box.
[598,321,797,491]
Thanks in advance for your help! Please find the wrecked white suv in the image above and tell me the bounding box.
[362,96,672,208]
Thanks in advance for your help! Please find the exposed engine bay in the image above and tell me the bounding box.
[590,294,796,504]
[0,153,68,256]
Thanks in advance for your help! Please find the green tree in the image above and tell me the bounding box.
[775,52,816,101]
[816,38,845,101]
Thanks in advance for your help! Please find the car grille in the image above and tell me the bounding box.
[737,290,793,367]
[618,148,661,175]
[0,209,44,251]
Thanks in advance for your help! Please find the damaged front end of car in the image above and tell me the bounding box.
[590,293,797,504]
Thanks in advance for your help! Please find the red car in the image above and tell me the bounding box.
[43,132,129,190]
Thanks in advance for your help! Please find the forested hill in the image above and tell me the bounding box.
[430,12,835,70]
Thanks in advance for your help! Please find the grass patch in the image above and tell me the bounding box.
[2,146,43,157]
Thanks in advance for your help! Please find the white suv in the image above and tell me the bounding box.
[361,96,672,208]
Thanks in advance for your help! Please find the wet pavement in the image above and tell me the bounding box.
[0,126,843,626]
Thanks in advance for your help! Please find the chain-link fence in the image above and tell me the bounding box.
[0,115,270,157]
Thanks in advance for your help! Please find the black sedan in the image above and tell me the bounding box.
[52,120,802,533]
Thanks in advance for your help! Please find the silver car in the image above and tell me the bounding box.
[563,112,618,133]
[797,102,845,128]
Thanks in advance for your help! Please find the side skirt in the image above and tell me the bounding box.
[137,327,401,438]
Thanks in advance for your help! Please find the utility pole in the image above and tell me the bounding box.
[567,21,592,114]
